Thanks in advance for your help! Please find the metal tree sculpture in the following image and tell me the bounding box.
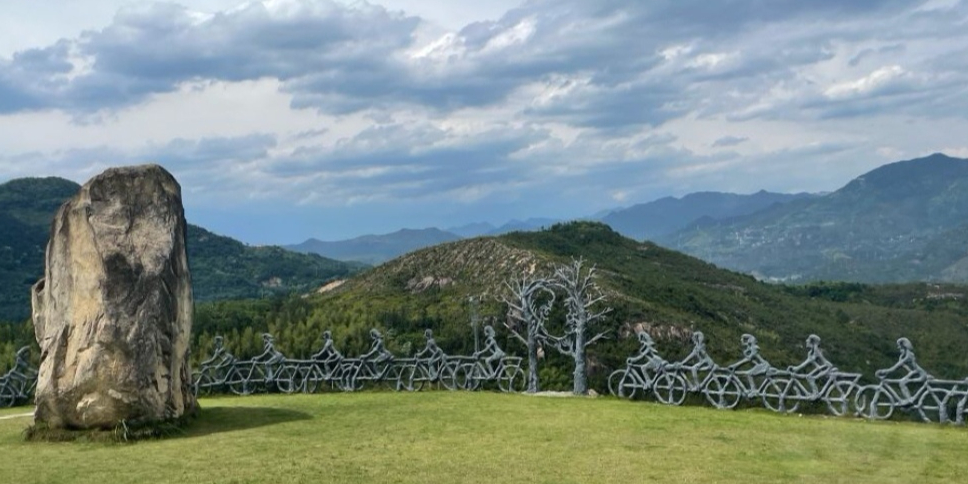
[548,258,612,395]
[502,274,555,394]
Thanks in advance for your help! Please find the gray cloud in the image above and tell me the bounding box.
[712,136,748,148]
[3,0,968,243]
[1,0,956,124]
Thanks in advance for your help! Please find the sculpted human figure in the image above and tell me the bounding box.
[312,330,343,362]
[11,346,37,380]
[728,334,772,391]
[311,330,343,378]
[200,336,236,370]
[415,329,446,377]
[255,333,285,380]
[671,331,715,386]
[626,331,667,372]
[474,325,505,376]
[787,334,835,394]
[875,337,931,404]
[361,328,393,365]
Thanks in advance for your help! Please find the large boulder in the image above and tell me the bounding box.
[31,164,196,430]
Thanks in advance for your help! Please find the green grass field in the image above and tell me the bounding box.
[2,392,967,483]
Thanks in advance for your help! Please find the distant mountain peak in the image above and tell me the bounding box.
[663,153,968,284]
[601,190,818,241]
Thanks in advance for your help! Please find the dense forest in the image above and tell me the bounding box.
[0,176,364,320]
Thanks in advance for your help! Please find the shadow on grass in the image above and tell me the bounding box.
[183,406,313,439]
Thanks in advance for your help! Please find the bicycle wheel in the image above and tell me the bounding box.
[225,368,250,396]
[397,365,416,392]
[384,364,404,391]
[275,365,299,394]
[0,383,15,408]
[855,385,894,420]
[461,363,482,391]
[498,366,526,393]
[619,370,640,400]
[607,369,627,397]
[193,371,214,397]
[824,380,855,417]
[441,364,460,391]
[653,373,688,406]
[339,372,363,392]
[761,379,789,413]
[917,387,951,423]
[776,379,802,414]
[703,374,742,410]
[413,365,433,392]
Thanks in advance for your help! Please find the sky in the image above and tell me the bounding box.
[2,0,967,244]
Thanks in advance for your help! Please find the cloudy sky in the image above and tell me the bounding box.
[2,0,967,244]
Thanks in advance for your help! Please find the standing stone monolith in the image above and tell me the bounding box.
[31,164,196,430]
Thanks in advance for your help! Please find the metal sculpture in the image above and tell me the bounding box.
[459,325,526,392]
[399,329,448,391]
[0,347,37,408]
[855,337,966,422]
[664,332,744,410]
[192,336,236,396]
[339,328,399,392]
[276,330,345,394]
[222,333,289,396]
[546,258,611,395]
[179,327,968,426]
[503,275,555,393]
[774,335,860,416]
[608,332,672,401]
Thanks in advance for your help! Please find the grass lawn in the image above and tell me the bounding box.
[2,392,967,483]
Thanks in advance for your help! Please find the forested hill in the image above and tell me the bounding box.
[661,153,968,283]
[178,222,968,393]
[0,177,360,321]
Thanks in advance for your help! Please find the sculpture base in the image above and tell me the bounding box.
[24,408,198,443]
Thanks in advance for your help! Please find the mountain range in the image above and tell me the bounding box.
[0,177,360,321]
[287,218,559,263]
[660,153,968,283]
[601,190,818,241]
[293,153,968,285]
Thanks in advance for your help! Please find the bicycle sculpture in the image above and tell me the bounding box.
[192,336,237,396]
[277,330,347,393]
[397,329,467,392]
[854,337,967,423]
[665,331,745,410]
[608,333,852,413]
[608,332,678,403]
[183,328,968,426]
[454,325,526,392]
[0,347,37,408]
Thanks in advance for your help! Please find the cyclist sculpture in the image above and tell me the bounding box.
[473,325,505,377]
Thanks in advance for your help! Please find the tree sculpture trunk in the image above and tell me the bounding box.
[502,275,554,394]
[527,325,541,394]
[549,258,611,396]
[573,327,587,395]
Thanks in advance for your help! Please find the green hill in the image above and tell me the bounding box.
[0,176,360,322]
[184,222,968,393]
[660,153,968,283]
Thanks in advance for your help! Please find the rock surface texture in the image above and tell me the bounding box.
[31,164,196,430]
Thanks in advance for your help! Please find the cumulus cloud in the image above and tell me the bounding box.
[2,0,968,242]
[3,0,957,122]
